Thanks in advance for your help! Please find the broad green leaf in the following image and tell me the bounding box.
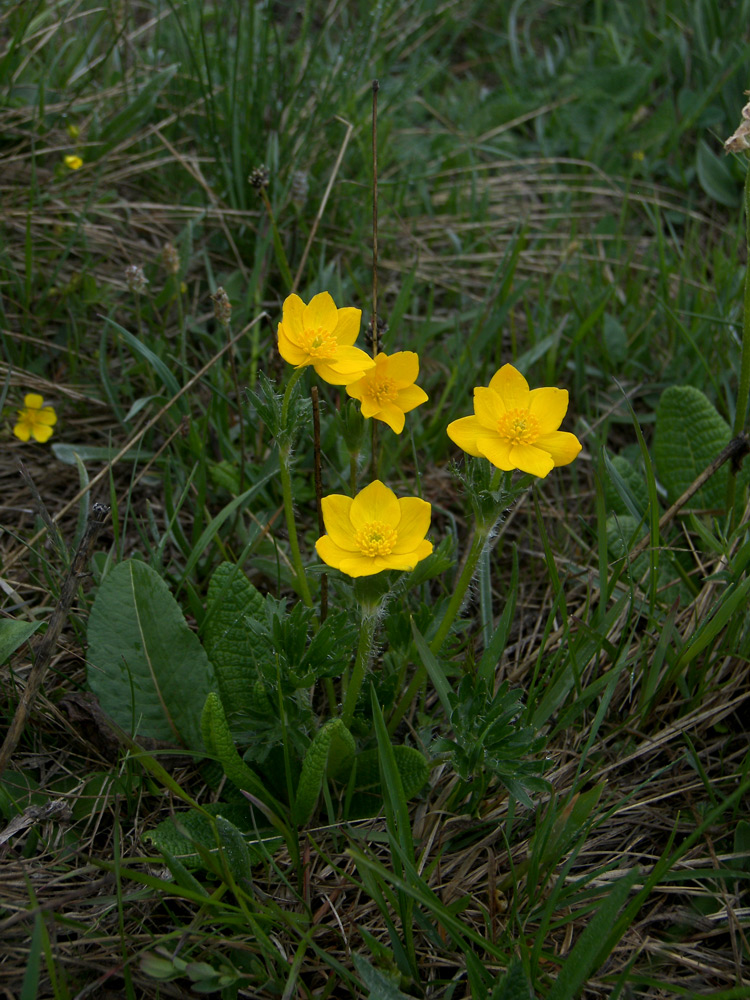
[203,562,265,715]
[653,385,730,510]
[0,619,41,664]
[352,954,413,1000]
[87,559,215,751]
[491,959,535,1000]
[603,453,649,519]
[696,139,741,208]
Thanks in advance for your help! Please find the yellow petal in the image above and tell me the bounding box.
[32,423,54,443]
[535,431,582,467]
[359,395,382,418]
[280,294,306,343]
[344,376,366,402]
[330,346,377,374]
[303,292,337,333]
[475,433,514,470]
[36,407,57,426]
[349,480,400,530]
[446,415,484,456]
[376,401,405,433]
[278,322,309,365]
[338,553,386,577]
[396,384,428,412]
[333,307,362,346]
[316,535,352,571]
[528,386,568,434]
[13,421,31,442]
[314,360,366,385]
[393,497,431,553]
[474,386,504,429]
[385,351,419,385]
[321,495,358,550]
[382,550,430,571]
[24,393,45,409]
[508,443,555,477]
[488,364,530,409]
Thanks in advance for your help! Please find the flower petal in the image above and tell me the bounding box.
[320,494,358,550]
[488,364,530,409]
[36,408,57,426]
[333,307,362,346]
[338,553,385,577]
[396,384,428,412]
[330,346,377,374]
[375,401,405,433]
[535,430,582,467]
[23,393,45,409]
[32,423,54,443]
[508,443,555,477]
[280,294,306,344]
[385,351,419,385]
[446,415,484,456]
[392,497,431,553]
[13,421,31,442]
[528,387,568,434]
[278,323,309,365]
[303,292,338,333]
[474,386,503,429]
[475,432,514,470]
[349,480,400,530]
[316,535,354,571]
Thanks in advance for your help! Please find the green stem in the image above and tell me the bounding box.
[727,164,750,523]
[341,605,379,728]
[280,368,313,607]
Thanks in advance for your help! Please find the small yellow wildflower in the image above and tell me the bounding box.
[316,480,433,578]
[277,292,375,385]
[66,123,80,140]
[346,351,428,434]
[13,394,57,443]
[64,155,83,170]
[447,363,582,478]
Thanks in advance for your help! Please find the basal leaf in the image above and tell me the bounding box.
[653,385,730,511]
[87,560,215,751]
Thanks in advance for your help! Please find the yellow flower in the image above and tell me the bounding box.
[13,394,57,443]
[316,480,433,577]
[64,155,83,170]
[345,351,428,433]
[447,363,582,478]
[277,292,375,385]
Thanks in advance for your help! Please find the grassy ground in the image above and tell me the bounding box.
[2,1,750,997]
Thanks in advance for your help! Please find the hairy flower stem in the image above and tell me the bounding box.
[727,165,750,523]
[341,603,379,728]
[280,369,313,607]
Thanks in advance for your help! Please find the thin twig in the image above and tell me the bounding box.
[0,500,110,776]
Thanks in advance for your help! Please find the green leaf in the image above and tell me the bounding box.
[0,619,41,664]
[696,139,741,208]
[203,562,265,715]
[348,746,428,799]
[352,954,413,1000]
[603,453,649,519]
[200,692,283,814]
[602,313,627,365]
[653,385,730,510]
[87,560,215,751]
[292,719,355,826]
[491,959,535,1000]
[546,867,641,1000]
[52,443,154,465]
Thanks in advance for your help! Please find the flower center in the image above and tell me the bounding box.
[366,375,396,406]
[497,407,540,445]
[354,520,398,558]
[300,326,337,359]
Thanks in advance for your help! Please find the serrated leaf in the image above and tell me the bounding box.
[352,954,413,1000]
[87,560,215,751]
[491,959,535,1000]
[604,453,649,519]
[653,386,730,511]
[293,719,355,826]
[203,562,265,715]
[0,619,41,664]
